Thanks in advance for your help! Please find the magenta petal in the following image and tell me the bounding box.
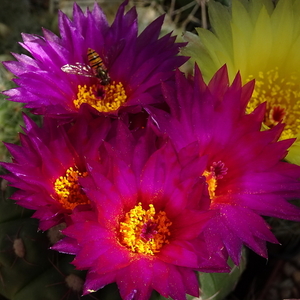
[178,267,200,297]
[159,241,199,268]
[139,142,177,198]
[123,259,154,300]
[93,247,131,275]
[172,210,213,240]
[218,205,278,258]
[51,237,80,255]
[116,266,139,300]
[74,242,115,270]
[167,264,188,300]
[222,205,278,243]
[151,260,171,297]
[204,217,243,266]
[240,193,300,221]
[83,271,116,295]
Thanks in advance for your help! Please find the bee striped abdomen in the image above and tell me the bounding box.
[61,48,110,85]
[87,48,104,70]
[87,48,110,85]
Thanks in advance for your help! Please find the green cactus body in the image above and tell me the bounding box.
[0,180,124,300]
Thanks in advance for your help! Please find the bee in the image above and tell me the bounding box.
[61,48,110,85]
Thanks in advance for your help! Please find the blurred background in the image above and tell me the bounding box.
[0,0,229,57]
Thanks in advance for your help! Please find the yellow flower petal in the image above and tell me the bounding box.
[183,0,300,164]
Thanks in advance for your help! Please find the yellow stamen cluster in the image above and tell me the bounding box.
[54,167,89,210]
[246,68,300,140]
[74,82,127,113]
[203,170,217,200]
[119,202,172,256]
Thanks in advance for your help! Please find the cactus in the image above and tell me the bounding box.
[0,77,41,163]
[0,178,125,300]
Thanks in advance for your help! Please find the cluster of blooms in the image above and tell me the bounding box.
[1,0,300,299]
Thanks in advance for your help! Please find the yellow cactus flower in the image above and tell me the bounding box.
[183,0,300,164]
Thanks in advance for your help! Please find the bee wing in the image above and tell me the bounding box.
[61,63,94,77]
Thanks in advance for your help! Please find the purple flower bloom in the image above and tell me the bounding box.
[1,108,111,230]
[2,1,187,118]
[148,65,300,264]
[53,139,229,300]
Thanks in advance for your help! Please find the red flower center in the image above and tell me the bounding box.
[268,105,286,125]
[140,220,158,241]
[246,68,300,140]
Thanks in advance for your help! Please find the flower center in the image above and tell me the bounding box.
[246,68,300,139]
[54,167,89,210]
[203,161,228,200]
[74,81,127,113]
[119,202,172,256]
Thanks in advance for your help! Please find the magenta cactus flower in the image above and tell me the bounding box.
[1,108,111,230]
[53,139,229,300]
[148,66,300,264]
[2,1,187,118]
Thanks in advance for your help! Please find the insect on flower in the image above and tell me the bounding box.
[61,48,110,86]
